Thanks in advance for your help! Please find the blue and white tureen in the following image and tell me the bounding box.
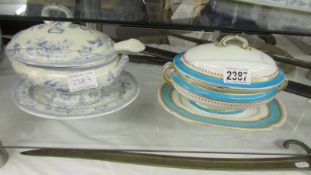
[159,35,287,130]
[5,8,144,119]
[6,21,144,91]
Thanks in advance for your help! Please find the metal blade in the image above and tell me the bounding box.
[21,149,311,171]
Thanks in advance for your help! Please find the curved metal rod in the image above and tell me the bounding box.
[283,139,311,154]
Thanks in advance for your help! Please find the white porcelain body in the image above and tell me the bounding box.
[10,55,128,92]
[182,35,278,82]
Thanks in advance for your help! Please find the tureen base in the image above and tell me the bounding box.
[12,71,140,120]
[158,83,286,131]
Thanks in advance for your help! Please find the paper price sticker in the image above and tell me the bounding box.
[223,67,251,85]
[19,99,37,106]
[67,70,98,92]
[295,162,310,168]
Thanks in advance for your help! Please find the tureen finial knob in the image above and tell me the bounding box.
[41,4,73,25]
[217,35,250,50]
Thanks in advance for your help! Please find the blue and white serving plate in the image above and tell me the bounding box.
[158,83,286,131]
[12,71,140,120]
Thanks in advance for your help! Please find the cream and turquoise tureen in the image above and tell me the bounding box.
[159,35,287,130]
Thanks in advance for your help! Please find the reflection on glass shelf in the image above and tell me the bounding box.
[0,4,26,15]
[1,0,311,35]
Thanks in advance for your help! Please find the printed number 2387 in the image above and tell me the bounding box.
[226,71,248,81]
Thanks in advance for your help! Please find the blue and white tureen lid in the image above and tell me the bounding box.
[173,35,287,90]
[5,21,144,67]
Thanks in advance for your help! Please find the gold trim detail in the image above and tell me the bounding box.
[170,80,273,109]
[170,89,270,122]
[176,70,288,95]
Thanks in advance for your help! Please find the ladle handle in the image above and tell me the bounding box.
[114,39,145,53]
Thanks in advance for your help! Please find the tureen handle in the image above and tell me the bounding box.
[217,35,250,50]
[41,4,73,25]
[161,62,174,83]
[278,78,288,92]
[114,55,129,76]
[114,39,145,52]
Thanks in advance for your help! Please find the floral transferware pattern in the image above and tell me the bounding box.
[5,22,117,67]
[10,55,128,92]
[12,71,140,119]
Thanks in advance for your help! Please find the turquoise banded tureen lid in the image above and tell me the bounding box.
[5,4,144,68]
[173,35,287,90]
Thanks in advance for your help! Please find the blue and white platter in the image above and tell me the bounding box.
[158,83,286,131]
[12,71,140,120]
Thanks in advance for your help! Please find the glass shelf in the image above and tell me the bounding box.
[1,0,311,36]
[0,52,310,156]
[0,0,311,164]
